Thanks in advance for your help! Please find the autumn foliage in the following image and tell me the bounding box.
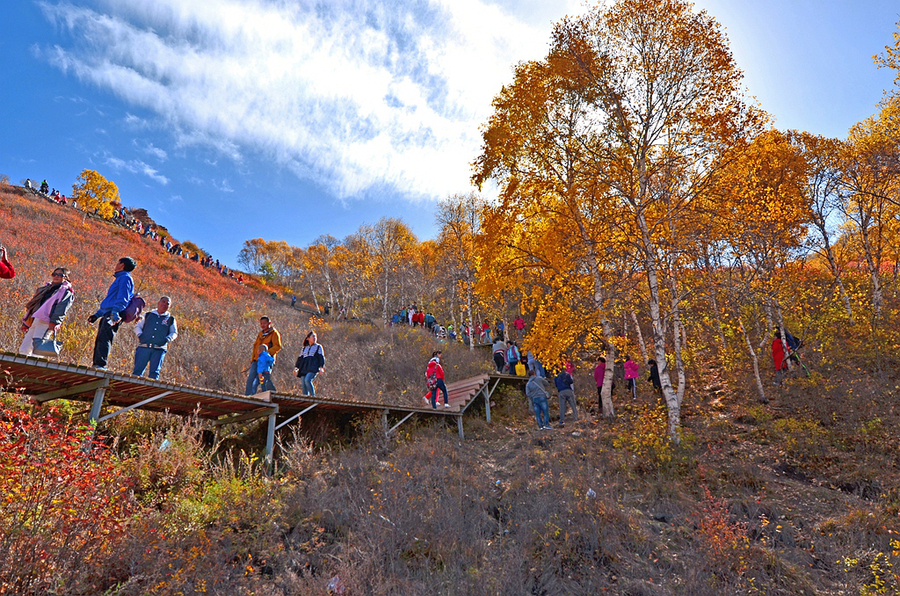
[0,408,133,594]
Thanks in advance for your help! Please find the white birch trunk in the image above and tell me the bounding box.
[739,318,768,403]
[600,318,617,420]
[630,308,648,363]
[637,216,680,442]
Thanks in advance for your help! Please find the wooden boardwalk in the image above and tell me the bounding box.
[0,352,527,465]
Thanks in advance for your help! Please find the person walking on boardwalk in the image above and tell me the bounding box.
[425,350,449,409]
[526,369,551,430]
[554,367,578,426]
[506,341,521,375]
[245,316,282,395]
[89,257,135,370]
[132,296,177,380]
[513,315,525,340]
[19,267,74,357]
[0,245,14,279]
[492,337,507,373]
[252,344,276,394]
[294,331,325,396]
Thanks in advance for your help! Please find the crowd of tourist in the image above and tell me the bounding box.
[22,178,246,285]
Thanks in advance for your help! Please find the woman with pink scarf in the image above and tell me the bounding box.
[19,267,75,357]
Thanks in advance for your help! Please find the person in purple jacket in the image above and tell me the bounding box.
[88,257,135,370]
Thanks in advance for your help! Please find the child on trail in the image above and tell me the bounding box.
[426,351,450,409]
[255,344,276,394]
[624,356,639,399]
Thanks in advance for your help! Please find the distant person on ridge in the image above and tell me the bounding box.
[0,245,15,279]
[294,331,325,397]
[245,316,282,395]
[132,296,178,380]
[89,257,136,370]
[19,267,74,357]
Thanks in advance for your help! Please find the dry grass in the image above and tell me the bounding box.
[3,187,900,594]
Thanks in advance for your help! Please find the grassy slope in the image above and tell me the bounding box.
[0,185,489,401]
[2,185,898,594]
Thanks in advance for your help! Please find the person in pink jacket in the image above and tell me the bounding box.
[623,356,639,399]
[593,356,614,409]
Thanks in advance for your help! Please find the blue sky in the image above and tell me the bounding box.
[1,0,897,268]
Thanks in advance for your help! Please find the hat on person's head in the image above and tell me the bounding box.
[119,257,136,272]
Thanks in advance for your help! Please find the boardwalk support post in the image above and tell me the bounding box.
[83,380,110,451]
[88,382,109,425]
[457,416,464,440]
[265,410,277,474]
[382,409,389,436]
[484,378,500,424]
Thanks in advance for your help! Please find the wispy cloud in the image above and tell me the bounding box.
[212,178,233,193]
[36,0,575,200]
[104,155,170,185]
[133,139,168,161]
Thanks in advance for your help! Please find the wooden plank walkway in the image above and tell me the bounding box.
[0,352,528,463]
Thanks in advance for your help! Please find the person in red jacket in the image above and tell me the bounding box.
[426,350,450,409]
[0,246,15,279]
[772,330,790,386]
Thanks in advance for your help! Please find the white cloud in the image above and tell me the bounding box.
[104,155,170,185]
[132,139,169,161]
[212,179,234,193]
[38,0,577,200]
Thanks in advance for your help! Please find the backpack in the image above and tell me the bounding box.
[425,363,439,390]
[785,330,802,351]
[122,295,146,323]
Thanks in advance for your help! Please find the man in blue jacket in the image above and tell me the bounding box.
[132,296,177,380]
[88,257,135,369]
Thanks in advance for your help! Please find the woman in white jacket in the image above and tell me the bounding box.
[19,267,75,357]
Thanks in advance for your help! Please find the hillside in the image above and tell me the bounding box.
[0,184,488,402]
[2,184,900,594]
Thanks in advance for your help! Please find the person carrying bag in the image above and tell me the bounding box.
[19,267,74,358]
